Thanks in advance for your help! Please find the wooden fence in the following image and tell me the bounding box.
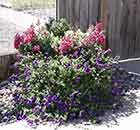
[57,0,140,59]
[0,51,16,81]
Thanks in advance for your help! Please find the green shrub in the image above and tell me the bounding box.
[10,19,120,125]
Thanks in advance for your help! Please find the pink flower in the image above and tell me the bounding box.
[32,45,40,53]
[97,34,106,44]
[14,33,23,49]
[24,35,32,43]
[59,36,73,53]
[23,25,35,44]
[95,22,103,32]
[82,22,105,45]
[81,37,90,45]
[89,32,98,41]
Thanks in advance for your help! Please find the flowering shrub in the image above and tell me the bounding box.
[10,19,121,125]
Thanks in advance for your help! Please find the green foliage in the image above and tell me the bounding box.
[45,18,71,37]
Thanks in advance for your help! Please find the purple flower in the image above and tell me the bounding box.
[32,106,41,113]
[44,52,49,60]
[27,119,34,126]
[26,98,34,106]
[24,66,31,80]
[45,101,51,107]
[15,82,22,87]
[45,51,48,57]
[16,53,23,61]
[111,87,122,95]
[16,111,26,120]
[68,112,78,120]
[13,93,20,101]
[9,74,18,82]
[73,49,81,58]
[76,64,82,69]
[95,57,107,67]
[31,96,36,102]
[51,95,59,101]
[56,100,68,112]
[4,112,12,118]
[44,94,59,106]
[79,110,86,118]
[84,66,91,73]
[83,62,91,73]
[47,95,53,102]
[32,59,39,66]
[75,76,81,83]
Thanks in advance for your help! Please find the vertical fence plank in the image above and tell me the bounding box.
[107,0,122,57]
[135,0,140,57]
[79,0,89,31]
[88,0,100,25]
[73,0,80,29]
[57,0,66,18]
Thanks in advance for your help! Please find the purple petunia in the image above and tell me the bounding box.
[32,59,39,66]
[79,110,86,118]
[84,66,91,73]
[24,66,31,80]
[27,119,34,126]
[75,76,81,83]
[26,99,33,106]
[45,51,48,57]
[76,64,82,69]
[72,48,81,58]
[111,87,122,95]
[13,93,20,101]
[9,74,18,83]
[56,101,68,112]
[31,96,36,102]
[83,62,91,73]
[95,57,109,68]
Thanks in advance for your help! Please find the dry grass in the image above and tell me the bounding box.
[9,0,55,10]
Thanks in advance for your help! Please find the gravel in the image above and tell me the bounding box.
[0,81,16,124]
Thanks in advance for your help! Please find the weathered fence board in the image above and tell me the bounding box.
[57,0,140,59]
[0,51,17,82]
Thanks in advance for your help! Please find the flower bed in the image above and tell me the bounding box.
[8,18,125,125]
